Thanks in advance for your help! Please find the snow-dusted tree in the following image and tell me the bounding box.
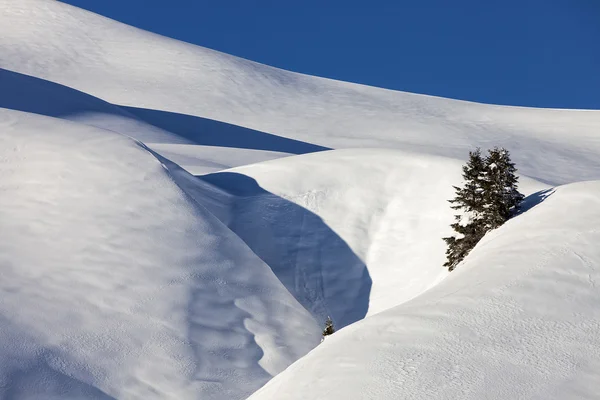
[481,147,524,229]
[443,149,487,271]
[322,316,335,338]
[443,147,524,271]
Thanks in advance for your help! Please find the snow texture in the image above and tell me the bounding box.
[1,0,600,399]
[250,182,600,400]
[194,149,546,325]
[0,109,319,399]
[2,0,600,183]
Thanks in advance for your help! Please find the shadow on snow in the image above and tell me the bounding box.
[123,106,329,154]
[516,188,555,216]
[198,172,372,329]
[0,68,329,155]
[2,355,115,400]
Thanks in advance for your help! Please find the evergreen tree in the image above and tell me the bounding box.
[481,147,524,229]
[443,149,487,271]
[449,148,487,215]
[443,147,524,271]
[322,316,335,337]
[443,218,486,271]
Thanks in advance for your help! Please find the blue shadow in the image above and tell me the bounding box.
[0,68,329,155]
[123,106,329,154]
[198,172,372,329]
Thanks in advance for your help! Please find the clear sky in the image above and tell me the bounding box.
[61,0,600,109]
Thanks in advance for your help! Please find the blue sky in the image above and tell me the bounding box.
[62,0,600,109]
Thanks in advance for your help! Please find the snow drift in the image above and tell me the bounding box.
[1,0,600,399]
[0,109,319,400]
[249,181,600,400]
[2,0,600,183]
[185,149,547,327]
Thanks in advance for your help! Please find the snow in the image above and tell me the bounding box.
[190,149,547,325]
[2,0,600,184]
[0,109,319,399]
[1,0,600,399]
[249,181,600,400]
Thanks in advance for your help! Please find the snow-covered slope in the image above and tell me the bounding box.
[177,149,547,327]
[0,108,319,400]
[2,0,600,399]
[0,65,315,175]
[0,67,172,142]
[250,181,600,400]
[2,0,600,183]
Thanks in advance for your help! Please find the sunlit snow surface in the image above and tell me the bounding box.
[0,110,319,399]
[250,182,600,400]
[1,0,600,399]
[2,0,600,182]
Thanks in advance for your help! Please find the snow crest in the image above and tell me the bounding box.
[249,181,600,400]
[1,0,600,399]
[0,109,319,400]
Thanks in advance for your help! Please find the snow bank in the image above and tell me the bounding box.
[1,1,600,398]
[0,109,319,400]
[0,67,171,143]
[167,149,546,327]
[2,0,600,183]
[249,181,600,400]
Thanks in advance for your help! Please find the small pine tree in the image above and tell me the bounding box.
[443,149,487,271]
[322,316,335,337]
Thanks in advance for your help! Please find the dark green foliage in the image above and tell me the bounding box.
[443,147,524,271]
[481,147,525,229]
[322,316,335,337]
[450,148,487,215]
[443,149,487,271]
[443,219,486,271]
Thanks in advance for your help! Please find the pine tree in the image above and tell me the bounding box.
[443,149,487,271]
[322,316,335,338]
[449,148,487,215]
[443,218,486,271]
[443,147,524,271]
[481,147,524,229]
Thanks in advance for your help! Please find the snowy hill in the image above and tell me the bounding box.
[3,0,600,182]
[249,181,600,400]
[0,109,319,399]
[1,0,600,399]
[185,149,547,326]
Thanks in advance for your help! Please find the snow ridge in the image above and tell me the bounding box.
[0,109,319,400]
[1,0,600,399]
[2,0,600,182]
[250,181,600,400]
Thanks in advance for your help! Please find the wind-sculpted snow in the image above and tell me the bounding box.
[249,181,600,400]
[0,109,319,400]
[1,0,600,399]
[0,67,169,142]
[2,0,600,183]
[0,68,327,175]
[160,149,545,328]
